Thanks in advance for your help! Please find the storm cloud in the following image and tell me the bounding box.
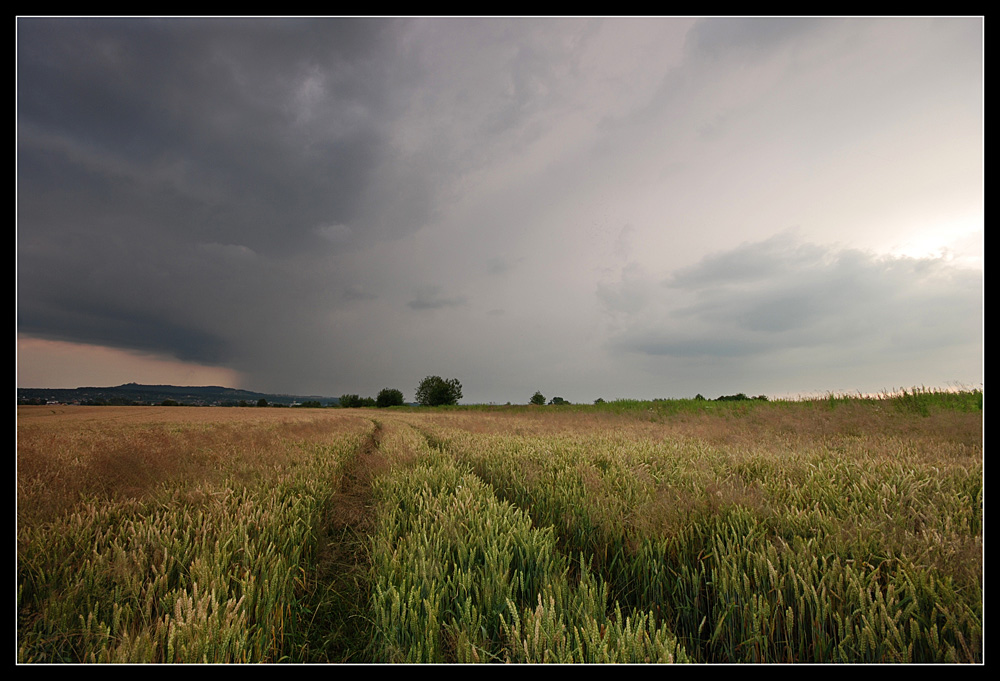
[17,18,982,402]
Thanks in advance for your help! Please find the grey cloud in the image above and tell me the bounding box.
[343,284,377,302]
[684,17,828,60]
[196,243,257,261]
[618,334,768,359]
[487,254,524,276]
[406,287,468,311]
[596,263,650,316]
[667,231,826,287]
[487,257,510,276]
[606,234,982,360]
[613,225,635,260]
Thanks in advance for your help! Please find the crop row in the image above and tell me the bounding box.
[368,422,689,663]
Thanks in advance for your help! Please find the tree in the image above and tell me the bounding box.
[257,398,269,407]
[339,394,363,408]
[548,396,570,405]
[377,388,405,408]
[415,376,463,406]
[530,391,545,405]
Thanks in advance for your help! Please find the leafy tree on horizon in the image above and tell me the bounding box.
[530,391,545,405]
[415,376,463,406]
[377,388,405,408]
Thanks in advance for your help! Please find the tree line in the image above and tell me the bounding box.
[339,376,463,409]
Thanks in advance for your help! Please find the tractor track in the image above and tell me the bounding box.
[296,419,388,662]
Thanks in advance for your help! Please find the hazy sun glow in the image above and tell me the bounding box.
[886,214,983,267]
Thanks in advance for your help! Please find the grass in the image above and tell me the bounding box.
[17,391,982,663]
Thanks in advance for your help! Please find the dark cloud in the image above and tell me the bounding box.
[16,18,432,367]
[18,19,405,256]
[16,18,981,400]
[18,295,229,365]
[25,20,452,246]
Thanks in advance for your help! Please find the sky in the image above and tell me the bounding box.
[17,17,983,404]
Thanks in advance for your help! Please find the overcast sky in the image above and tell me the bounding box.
[17,17,983,403]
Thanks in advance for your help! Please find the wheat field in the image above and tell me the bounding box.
[17,391,982,663]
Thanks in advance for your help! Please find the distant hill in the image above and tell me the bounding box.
[16,383,340,407]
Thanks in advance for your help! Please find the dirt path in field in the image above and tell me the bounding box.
[297,419,388,662]
[330,420,388,530]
